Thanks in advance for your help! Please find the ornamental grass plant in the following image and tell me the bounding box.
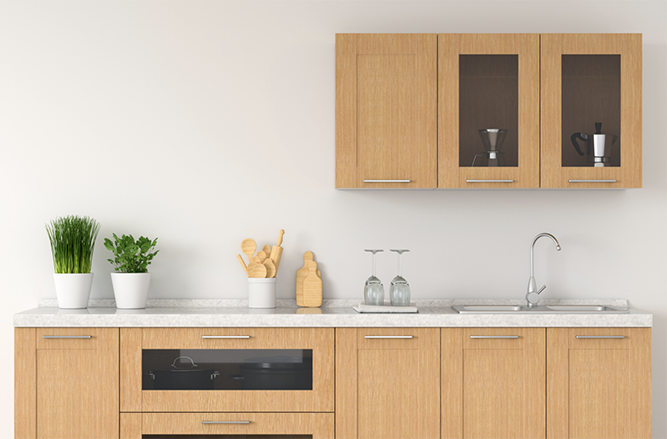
[46,215,101,273]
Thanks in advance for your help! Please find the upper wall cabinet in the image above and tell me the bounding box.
[335,33,642,189]
[336,34,437,188]
[541,34,642,188]
[439,34,540,188]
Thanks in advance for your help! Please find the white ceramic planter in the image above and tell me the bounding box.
[111,273,151,309]
[248,278,276,309]
[53,273,94,309]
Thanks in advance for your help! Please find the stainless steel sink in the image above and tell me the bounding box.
[452,304,629,314]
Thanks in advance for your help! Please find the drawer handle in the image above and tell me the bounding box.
[201,335,251,339]
[466,180,514,183]
[470,335,519,339]
[42,335,92,339]
[202,421,251,425]
[576,335,625,339]
[363,179,411,183]
[364,335,414,339]
[568,180,617,183]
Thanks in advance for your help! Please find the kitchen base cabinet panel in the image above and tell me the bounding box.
[336,328,440,439]
[121,327,334,413]
[15,327,119,439]
[120,412,334,438]
[441,328,545,439]
[547,328,651,439]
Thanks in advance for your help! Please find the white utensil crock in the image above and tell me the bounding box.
[248,278,276,309]
[111,272,151,309]
[53,273,94,309]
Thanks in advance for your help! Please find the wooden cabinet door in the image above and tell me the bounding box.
[336,34,437,188]
[120,412,334,438]
[541,34,642,188]
[547,328,651,439]
[336,328,440,439]
[15,328,119,439]
[438,34,540,188]
[442,328,545,439]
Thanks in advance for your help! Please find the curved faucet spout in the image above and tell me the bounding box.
[530,233,561,278]
[527,233,561,308]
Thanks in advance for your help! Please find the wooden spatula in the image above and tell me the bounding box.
[241,239,256,265]
[263,259,277,278]
[237,254,248,276]
[252,263,267,278]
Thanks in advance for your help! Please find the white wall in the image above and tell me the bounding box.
[1,0,665,435]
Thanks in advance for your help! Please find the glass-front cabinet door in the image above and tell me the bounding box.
[438,34,540,188]
[120,328,334,413]
[541,34,642,188]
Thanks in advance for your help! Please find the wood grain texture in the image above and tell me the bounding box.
[296,251,315,306]
[120,328,142,412]
[140,328,334,412]
[336,34,437,188]
[337,328,439,439]
[302,261,322,307]
[15,328,36,439]
[442,327,545,439]
[141,412,334,437]
[541,34,642,188]
[438,34,540,188]
[120,413,141,439]
[35,328,119,439]
[547,328,651,439]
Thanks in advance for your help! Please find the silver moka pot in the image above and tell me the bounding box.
[571,122,619,167]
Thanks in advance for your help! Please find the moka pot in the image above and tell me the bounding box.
[571,122,619,167]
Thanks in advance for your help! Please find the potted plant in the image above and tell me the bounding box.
[105,233,159,309]
[46,215,101,308]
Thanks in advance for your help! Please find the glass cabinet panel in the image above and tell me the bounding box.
[561,55,621,167]
[143,349,313,391]
[459,55,519,168]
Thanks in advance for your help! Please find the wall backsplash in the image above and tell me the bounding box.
[1,0,665,436]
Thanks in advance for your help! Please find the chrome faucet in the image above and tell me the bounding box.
[526,233,561,308]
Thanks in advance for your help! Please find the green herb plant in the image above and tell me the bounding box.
[104,234,159,273]
[46,215,101,273]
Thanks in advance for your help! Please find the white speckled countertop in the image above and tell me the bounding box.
[14,299,652,327]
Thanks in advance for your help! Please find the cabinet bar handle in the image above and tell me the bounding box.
[470,335,519,339]
[576,335,625,339]
[364,335,414,339]
[363,180,411,183]
[202,421,251,424]
[201,335,251,339]
[42,335,92,339]
[465,180,514,183]
[568,180,617,183]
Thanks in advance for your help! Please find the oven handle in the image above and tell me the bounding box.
[201,335,251,339]
[202,420,251,425]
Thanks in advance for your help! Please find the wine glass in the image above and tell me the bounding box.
[389,249,411,306]
[363,249,384,306]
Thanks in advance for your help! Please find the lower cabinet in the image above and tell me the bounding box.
[120,412,334,438]
[547,327,651,439]
[441,328,546,439]
[14,328,119,439]
[335,328,440,439]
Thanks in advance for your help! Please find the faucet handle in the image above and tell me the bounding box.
[536,285,546,295]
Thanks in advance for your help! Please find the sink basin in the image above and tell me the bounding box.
[452,304,629,314]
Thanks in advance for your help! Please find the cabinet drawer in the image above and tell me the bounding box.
[125,412,334,437]
[36,327,111,350]
[567,327,634,349]
[121,328,334,413]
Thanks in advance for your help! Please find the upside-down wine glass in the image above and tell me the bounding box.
[363,249,384,306]
[389,249,411,306]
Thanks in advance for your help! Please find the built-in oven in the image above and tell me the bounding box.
[120,328,334,413]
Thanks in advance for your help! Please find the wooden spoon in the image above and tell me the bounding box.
[263,245,272,259]
[263,258,276,278]
[252,263,267,278]
[241,239,257,265]
[256,250,267,263]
